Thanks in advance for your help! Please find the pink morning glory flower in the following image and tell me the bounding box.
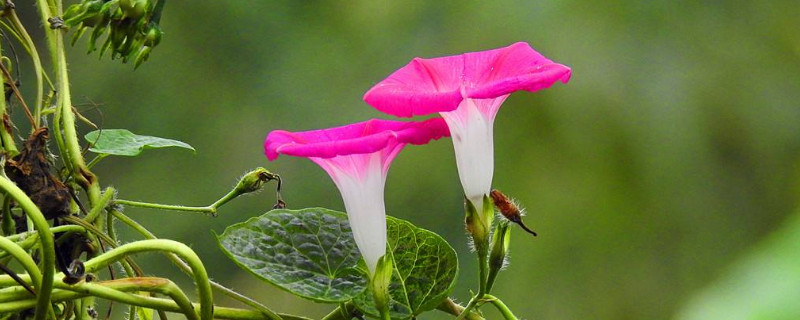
[265,118,449,273]
[363,42,571,210]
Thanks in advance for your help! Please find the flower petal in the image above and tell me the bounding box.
[464,42,571,99]
[265,118,450,160]
[363,42,571,117]
[364,58,465,117]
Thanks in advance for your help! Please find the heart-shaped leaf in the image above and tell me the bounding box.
[353,216,459,319]
[85,129,195,156]
[216,208,367,303]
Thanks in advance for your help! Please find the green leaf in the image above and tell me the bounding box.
[136,306,154,320]
[676,211,800,320]
[354,216,459,319]
[85,129,195,156]
[215,208,367,303]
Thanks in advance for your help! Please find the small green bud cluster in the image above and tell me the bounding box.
[63,0,166,68]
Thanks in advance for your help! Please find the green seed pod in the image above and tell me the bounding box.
[81,2,110,28]
[144,23,162,47]
[98,33,114,58]
[119,0,149,20]
[133,46,151,69]
[121,37,145,63]
[110,7,124,20]
[71,25,88,46]
[87,19,110,53]
[62,0,103,27]
[62,2,87,22]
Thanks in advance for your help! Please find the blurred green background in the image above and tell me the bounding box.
[14,1,800,319]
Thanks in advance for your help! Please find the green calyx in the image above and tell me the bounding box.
[371,254,394,320]
[465,194,495,249]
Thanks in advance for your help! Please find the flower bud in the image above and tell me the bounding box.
[371,254,393,319]
[490,189,537,236]
[71,26,89,46]
[133,46,152,69]
[234,168,279,195]
[119,0,150,20]
[81,4,110,28]
[486,220,511,292]
[464,193,494,252]
[63,2,86,21]
[144,23,162,47]
[87,17,110,53]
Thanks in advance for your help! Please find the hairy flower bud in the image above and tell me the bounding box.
[490,189,537,236]
[234,168,279,195]
[486,220,511,292]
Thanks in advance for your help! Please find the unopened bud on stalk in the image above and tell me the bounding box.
[208,168,283,215]
[490,189,537,236]
[234,168,279,195]
[486,220,511,292]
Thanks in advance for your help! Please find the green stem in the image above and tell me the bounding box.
[115,185,245,216]
[321,302,355,320]
[483,295,519,320]
[63,278,198,320]
[436,298,484,320]
[86,153,108,169]
[0,47,18,156]
[0,278,197,319]
[81,239,213,320]
[0,286,273,320]
[151,0,167,24]
[84,187,115,223]
[39,0,101,204]
[33,0,57,67]
[110,209,284,320]
[477,245,489,296]
[208,188,242,211]
[77,296,95,320]
[5,224,85,242]
[114,199,216,215]
[61,215,144,278]
[455,298,480,320]
[6,9,45,128]
[0,237,54,318]
[1,197,15,236]
[0,176,54,320]
[2,225,87,259]
[35,0,71,175]
[102,202,140,299]
[0,277,308,319]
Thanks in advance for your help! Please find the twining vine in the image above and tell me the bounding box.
[0,1,558,319]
